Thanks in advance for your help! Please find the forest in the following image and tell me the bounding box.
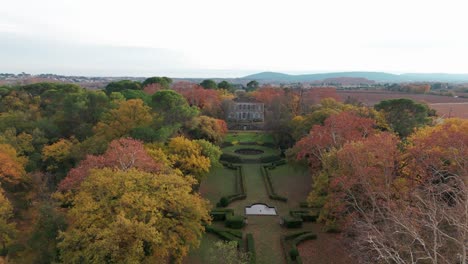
[0,77,466,264]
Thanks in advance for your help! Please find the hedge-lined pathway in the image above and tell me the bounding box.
[186,143,312,264]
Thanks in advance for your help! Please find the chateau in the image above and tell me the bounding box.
[227,97,265,130]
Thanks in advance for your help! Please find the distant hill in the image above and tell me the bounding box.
[243,71,468,83]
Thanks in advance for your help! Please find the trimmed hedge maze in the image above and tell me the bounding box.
[217,163,247,207]
[205,225,256,263]
[280,231,317,264]
[261,163,288,202]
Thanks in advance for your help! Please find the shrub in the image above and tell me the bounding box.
[260,155,282,163]
[225,215,245,229]
[281,216,303,228]
[218,197,229,207]
[262,166,288,202]
[246,233,256,264]
[220,153,242,163]
[289,247,299,260]
[290,210,318,222]
[205,226,243,248]
[210,208,234,221]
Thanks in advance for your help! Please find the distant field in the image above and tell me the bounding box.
[337,91,468,119]
[429,103,468,118]
[337,90,468,105]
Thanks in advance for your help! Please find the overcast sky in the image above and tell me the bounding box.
[1,0,467,77]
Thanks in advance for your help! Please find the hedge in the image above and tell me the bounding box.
[281,216,303,228]
[226,214,245,229]
[290,210,318,222]
[220,153,242,163]
[205,226,243,249]
[210,208,234,221]
[216,165,247,207]
[261,166,288,202]
[246,233,256,264]
[280,231,317,264]
[259,155,282,163]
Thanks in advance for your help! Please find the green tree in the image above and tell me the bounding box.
[104,80,142,95]
[0,186,16,254]
[246,80,259,91]
[142,76,172,89]
[200,79,217,89]
[151,90,198,125]
[58,168,210,263]
[374,98,431,137]
[217,80,232,90]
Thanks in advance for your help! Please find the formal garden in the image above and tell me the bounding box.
[185,131,350,264]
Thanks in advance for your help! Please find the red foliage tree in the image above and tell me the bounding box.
[295,111,376,169]
[172,82,222,115]
[58,138,161,191]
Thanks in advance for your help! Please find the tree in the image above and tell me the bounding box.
[172,85,223,118]
[200,79,218,89]
[208,241,250,264]
[28,203,67,264]
[217,81,233,90]
[104,80,142,95]
[188,116,228,145]
[142,76,172,89]
[246,80,259,91]
[58,168,210,263]
[167,136,211,182]
[194,139,222,168]
[58,138,161,192]
[294,111,376,169]
[374,98,431,137]
[0,186,16,253]
[93,99,153,141]
[0,144,27,184]
[151,90,198,125]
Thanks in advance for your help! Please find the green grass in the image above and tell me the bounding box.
[222,145,281,159]
[199,165,237,206]
[225,132,275,144]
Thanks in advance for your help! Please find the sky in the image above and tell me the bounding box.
[1,0,467,77]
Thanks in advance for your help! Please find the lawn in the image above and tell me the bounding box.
[199,165,237,206]
[225,131,275,144]
[222,145,281,159]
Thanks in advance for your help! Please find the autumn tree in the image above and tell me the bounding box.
[0,144,27,184]
[58,168,210,263]
[93,99,153,142]
[0,186,16,254]
[58,138,161,192]
[167,136,211,182]
[188,116,228,145]
[294,111,377,169]
[375,98,432,137]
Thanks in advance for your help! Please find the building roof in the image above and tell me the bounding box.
[233,96,262,103]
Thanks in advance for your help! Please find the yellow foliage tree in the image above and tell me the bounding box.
[0,144,26,184]
[58,168,210,263]
[167,136,211,182]
[41,138,74,172]
[93,99,153,141]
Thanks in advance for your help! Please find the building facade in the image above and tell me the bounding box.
[228,98,264,122]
